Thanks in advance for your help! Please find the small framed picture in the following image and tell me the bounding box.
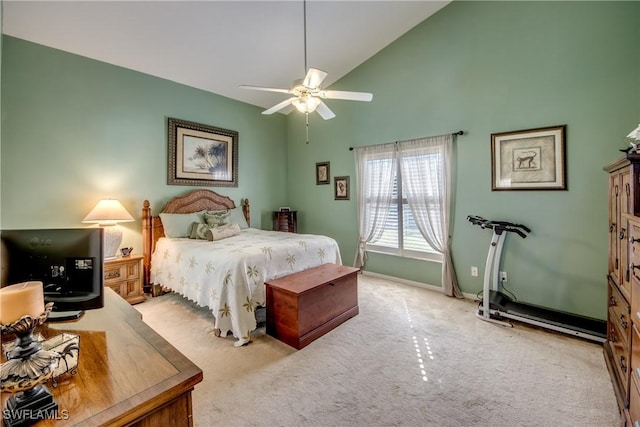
[316,162,330,185]
[334,176,350,200]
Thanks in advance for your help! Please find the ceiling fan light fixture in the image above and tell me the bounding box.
[292,95,320,113]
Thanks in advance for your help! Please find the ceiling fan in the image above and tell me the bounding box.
[239,1,373,121]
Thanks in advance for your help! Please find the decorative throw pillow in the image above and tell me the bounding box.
[159,211,206,238]
[190,223,216,240]
[189,222,202,239]
[204,210,231,227]
[205,223,241,241]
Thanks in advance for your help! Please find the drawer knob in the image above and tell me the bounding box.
[620,314,629,329]
[620,356,627,373]
[610,223,616,233]
[630,236,640,244]
[621,228,627,240]
[610,326,617,343]
[609,296,617,307]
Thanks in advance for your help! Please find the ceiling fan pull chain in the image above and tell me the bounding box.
[306,113,310,144]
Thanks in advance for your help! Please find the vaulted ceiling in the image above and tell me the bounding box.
[2,1,450,112]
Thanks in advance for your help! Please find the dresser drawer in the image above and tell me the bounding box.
[104,262,139,285]
[610,310,630,393]
[103,256,145,305]
[611,281,631,345]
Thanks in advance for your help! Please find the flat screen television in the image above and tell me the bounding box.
[1,228,104,321]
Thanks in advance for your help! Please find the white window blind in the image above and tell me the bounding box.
[365,149,441,260]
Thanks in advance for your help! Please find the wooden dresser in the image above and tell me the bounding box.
[1,288,203,426]
[104,255,146,304]
[604,154,640,425]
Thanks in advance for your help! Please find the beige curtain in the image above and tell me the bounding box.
[352,142,396,268]
[398,134,462,298]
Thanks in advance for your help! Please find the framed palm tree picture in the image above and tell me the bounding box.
[167,117,239,187]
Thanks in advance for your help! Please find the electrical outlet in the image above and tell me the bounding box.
[471,266,478,277]
[500,271,508,282]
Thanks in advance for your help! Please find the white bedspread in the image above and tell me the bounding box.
[150,228,342,346]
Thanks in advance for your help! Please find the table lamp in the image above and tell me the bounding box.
[82,198,134,259]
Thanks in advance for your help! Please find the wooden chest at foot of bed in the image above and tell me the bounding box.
[265,264,359,349]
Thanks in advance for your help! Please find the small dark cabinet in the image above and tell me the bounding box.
[273,210,297,233]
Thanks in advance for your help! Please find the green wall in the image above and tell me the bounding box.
[1,1,639,321]
[1,36,289,249]
[286,1,640,319]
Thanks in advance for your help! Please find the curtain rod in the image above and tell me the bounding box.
[348,130,463,151]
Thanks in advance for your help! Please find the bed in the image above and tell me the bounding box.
[142,189,342,346]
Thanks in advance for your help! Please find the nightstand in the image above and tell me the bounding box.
[104,255,146,304]
[273,210,297,233]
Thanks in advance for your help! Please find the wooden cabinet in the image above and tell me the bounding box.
[273,210,297,233]
[1,288,202,426]
[604,154,640,425]
[104,255,146,304]
[265,264,359,349]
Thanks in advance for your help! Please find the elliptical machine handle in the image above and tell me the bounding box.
[513,228,528,239]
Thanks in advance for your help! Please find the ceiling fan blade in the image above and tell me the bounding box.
[262,97,296,115]
[315,101,336,120]
[320,90,373,102]
[240,85,292,95]
[303,68,328,89]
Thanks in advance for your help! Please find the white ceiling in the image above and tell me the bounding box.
[2,1,450,112]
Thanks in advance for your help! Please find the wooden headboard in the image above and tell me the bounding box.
[141,189,250,287]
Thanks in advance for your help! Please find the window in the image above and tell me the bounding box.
[354,134,460,296]
[363,149,443,262]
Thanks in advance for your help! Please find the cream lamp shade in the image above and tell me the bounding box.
[82,199,134,259]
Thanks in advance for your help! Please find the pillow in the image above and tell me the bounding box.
[190,222,216,240]
[205,223,242,241]
[228,207,250,229]
[159,211,206,238]
[204,210,231,227]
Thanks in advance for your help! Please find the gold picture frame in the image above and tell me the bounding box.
[168,118,239,187]
[491,125,566,191]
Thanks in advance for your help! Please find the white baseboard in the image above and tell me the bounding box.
[360,270,477,300]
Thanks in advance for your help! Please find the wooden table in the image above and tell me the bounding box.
[1,288,203,426]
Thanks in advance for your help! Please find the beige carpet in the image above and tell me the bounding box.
[135,274,619,427]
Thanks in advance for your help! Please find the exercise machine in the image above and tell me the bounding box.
[467,215,606,343]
